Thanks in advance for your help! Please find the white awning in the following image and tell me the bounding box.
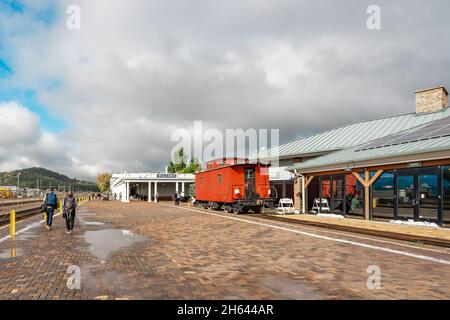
[269,166,295,181]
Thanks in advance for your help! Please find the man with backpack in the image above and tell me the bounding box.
[63,191,77,234]
[43,188,58,231]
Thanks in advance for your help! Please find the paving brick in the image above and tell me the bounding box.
[0,200,449,299]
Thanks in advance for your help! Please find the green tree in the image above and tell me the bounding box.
[97,173,112,192]
[181,158,200,174]
[168,148,201,174]
[173,147,186,172]
[188,183,196,198]
[167,161,176,173]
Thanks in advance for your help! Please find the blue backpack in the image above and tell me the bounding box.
[46,192,57,207]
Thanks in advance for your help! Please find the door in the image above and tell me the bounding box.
[417,168,440,222]
[244,167,256,198]
[396,170,415,219]
[331,175,345,213]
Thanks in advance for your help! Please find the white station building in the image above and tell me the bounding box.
[110,172,195,202]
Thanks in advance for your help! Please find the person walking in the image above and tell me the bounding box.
[43,188,58,231]
[63,191,77,234]
[174,192,179,206]
[155,192,160,203]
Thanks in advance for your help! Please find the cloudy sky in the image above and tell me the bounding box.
[1,0,450,180]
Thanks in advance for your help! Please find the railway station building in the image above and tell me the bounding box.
[110,172,195,202]
[258,87,450,225]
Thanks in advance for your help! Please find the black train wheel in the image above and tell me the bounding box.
[253,206,263,214]
[232,204,242,214]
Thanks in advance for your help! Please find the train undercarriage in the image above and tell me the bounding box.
[195,198,274,214]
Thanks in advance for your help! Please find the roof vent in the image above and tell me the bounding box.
[415,86,448,114]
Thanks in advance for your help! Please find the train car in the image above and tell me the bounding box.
[195,159,275,213]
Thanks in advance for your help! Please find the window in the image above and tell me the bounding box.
[200,176,204,185]
[371,171,395,220]
[217,173,222,185]
[345,173,364,217]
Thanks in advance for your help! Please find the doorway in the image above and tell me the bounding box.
[396,167,440,223]
[244,167,256,198]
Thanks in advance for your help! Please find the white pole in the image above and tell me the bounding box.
[154,182,158,203]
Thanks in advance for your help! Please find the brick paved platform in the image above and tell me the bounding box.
[262,213,450,247]
[0,200,449,299]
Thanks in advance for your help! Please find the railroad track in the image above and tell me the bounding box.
[0,205,42,226]
[0,198,42,207]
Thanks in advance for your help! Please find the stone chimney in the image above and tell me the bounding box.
[415,86,448,113]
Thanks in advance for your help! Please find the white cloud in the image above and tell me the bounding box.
[0,101,41,146]
[1,0,450,179]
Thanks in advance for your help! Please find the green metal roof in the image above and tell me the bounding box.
[256,108,450,159]
[289,116,450,172]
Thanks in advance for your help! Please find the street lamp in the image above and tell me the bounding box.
[17,172,21,196]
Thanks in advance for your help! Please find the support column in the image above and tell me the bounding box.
[181,182,185,196]
[293,178,301,211]
[126,182,130,202]
[175,182,179,193]
[148,182,152,202]
[154,182,158,202]
[352,170,383,220]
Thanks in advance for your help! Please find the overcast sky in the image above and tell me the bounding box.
[1,0,450,180]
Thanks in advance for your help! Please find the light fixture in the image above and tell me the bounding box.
[344,161,355,172]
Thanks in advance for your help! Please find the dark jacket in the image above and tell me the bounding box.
[63,196,77,214]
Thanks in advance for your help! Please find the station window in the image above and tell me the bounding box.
[217,173,222,185]
[371,171,395,220]
[200,176,204,185]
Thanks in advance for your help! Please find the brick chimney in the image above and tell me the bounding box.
[415,86,448,113]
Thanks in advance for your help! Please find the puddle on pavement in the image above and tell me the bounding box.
[15,230,38,241]
[83,229,145,260]
[0,247,23,259]
[82,221,104,226]
[263,275,326,299]
[78,213,95,217]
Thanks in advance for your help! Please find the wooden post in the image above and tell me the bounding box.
[351,169,383,220]
[305,176,314,188]
[293,177,302,211]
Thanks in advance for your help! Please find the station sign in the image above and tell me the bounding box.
[156,173,177,178]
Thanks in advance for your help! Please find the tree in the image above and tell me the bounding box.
[167,147,201,174]
[97,173,112,192]
[188,183,196,198]
[173,147,186,172]
[181,158,200,174]
[167,161,176,173]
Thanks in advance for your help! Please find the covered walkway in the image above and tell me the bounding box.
[110,173,194,202]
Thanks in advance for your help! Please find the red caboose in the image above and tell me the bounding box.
[195,158,274,213]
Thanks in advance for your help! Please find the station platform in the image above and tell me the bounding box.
[1,200,450,300]
[262,213,450,247]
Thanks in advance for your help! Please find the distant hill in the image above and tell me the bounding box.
[0,167,98,192]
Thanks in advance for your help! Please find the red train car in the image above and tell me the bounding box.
[195,159,274,213]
